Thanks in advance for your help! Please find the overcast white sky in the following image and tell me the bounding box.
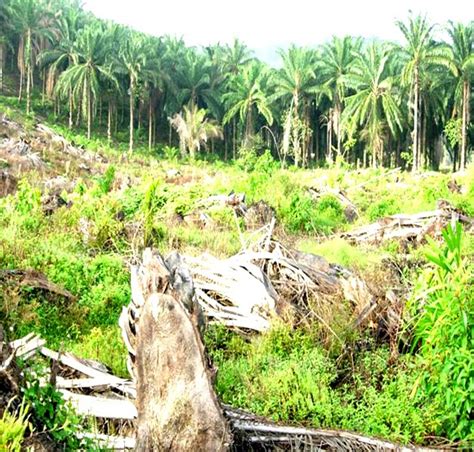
[82,0,472,64]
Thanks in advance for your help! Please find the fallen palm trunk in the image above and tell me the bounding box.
[342,200,473,245]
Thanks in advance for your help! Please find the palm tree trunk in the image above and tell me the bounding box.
[413,69,419,171]
[460,80,469,170]
[107,100,112,144]
[148,101,153,152]
[129,78,134,153]
[0,42,4,93]
[68,88,73,129]
[26,64,31,115]
[87,74,92,140]
[232,117,237,159]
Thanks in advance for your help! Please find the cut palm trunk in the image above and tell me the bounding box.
[342,200,473,244]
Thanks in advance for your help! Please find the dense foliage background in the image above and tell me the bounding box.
[0,0,472,169]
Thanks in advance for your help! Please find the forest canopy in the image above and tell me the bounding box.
[0,0,473,169]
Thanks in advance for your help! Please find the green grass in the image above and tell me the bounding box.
[1,95,474,445]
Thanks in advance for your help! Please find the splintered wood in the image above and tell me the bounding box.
[342,200,473,244]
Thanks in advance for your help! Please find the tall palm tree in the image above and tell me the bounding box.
[342,43,403,167]
[6,0,51,114]
[320,36,361,159]
[222,39,254,75]
[223,61,273,146]
[396,14,454,170]
[115,31,148,152]
[447,21,474,170]
[56,23,118,139]
[38,4,83,127]
[175,51,220,112]
[272,45,318,166]
[170,103,223,159]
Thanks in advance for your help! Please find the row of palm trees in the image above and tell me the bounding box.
[0,0,473,170]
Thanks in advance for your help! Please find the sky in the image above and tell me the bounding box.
[82,0,471,64]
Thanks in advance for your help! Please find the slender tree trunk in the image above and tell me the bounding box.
[232,116,236,159]
[26,64,31,115]
[87,74,92,140]
[224,126,228,161]
[25,30,32,115]
[460,80,469,171]
[42,68,46,104]
[107,100,112,144]
[68,88,73,129]
[0,42,4,93]
[148,101,153,152]
[129,78,134,153]
[413,69,419,171]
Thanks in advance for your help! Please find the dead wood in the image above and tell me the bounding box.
[244,200,275,228]
[342,200,473,245]
[0,170,17,197]
[0,269,76,301]
[131,250,231,451]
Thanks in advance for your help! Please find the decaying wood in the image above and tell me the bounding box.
[59,389,137,420]
[0,269,76,301]
[131,250,231,451]
[342,200,473,245]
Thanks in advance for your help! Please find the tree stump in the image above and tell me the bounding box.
[133,257,231,451]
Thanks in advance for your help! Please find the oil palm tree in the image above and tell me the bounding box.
[170,103,223,159]
[115,31,148,152]
[38,5,83,127]
[447,21,474,170]
[56,23,118,139]
[272,45,318,166]
[223,61,273,146]
[319,36,361,159]
[396,14,454,170]
[5,0,52,114]
[342,43,403,167]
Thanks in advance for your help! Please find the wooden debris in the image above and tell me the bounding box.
[342,200,473,245]
[244,200,275,228]
[0,269,76,302]
[0,170,17,197]
[76,433,136,450]
[59,390,137,420]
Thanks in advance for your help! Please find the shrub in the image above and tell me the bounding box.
[281,193,345,234]
[407,224,474,440]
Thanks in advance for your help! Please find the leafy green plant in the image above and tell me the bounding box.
[407,223,474,440]
[21,361,86,449]
[0,400,31,452]
[95,165,116,194]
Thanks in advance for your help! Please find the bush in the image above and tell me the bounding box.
[407,224,474,440]
[281,193,345,234]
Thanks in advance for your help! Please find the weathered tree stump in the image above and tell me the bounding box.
[132,253,231,451]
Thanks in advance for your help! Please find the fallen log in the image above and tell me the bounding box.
[3,323,438,450]
[0,269,76,302]
[342,200,473,245]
